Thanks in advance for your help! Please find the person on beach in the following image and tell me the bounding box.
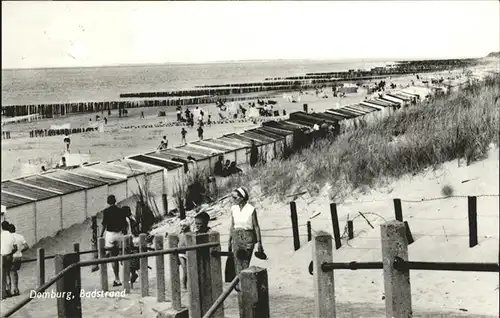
[249,140,259,167]
[63,133,71,152]
[181,128,187,145]
[104,117,108,125]
[177,221,191,290]
[1,221,17,299]
[100,195,127,287]
[228,188,264,291]
[193,211,211,234]
[197,125,204,140]
[222,160,231,177]
[158,136,168,150]
[207,115,212,126]
[8,224,28,296]
[228,161,243,176]
[214,155,224,177]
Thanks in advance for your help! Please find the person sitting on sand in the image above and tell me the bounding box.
[222,160,231,177]
[228,161,243,176]
[158,136,168,150]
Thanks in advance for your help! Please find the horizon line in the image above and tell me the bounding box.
[1,54,491,71]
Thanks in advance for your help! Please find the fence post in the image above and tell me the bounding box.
[329,203,342,249]
[307,221,312,242]
[155,235,166,302]
[208,232,224,318]
[347,220,354,240]
[313,231,335,318]
[139,233,149,297]
[54,253,82,318]
[393,199,403,221]
[468,196,478,248]
[185,232,212,318]
[122,235,132,294]
[380,221,412,318]
[238,266,270,318]
[162,193,169,216]
[91,216,99,272]
[403,221,414,244]
[73,243,80,253]
[37,248,45,288]
[290,201,300,251]
[98,237,108,291]
[166,234,183,311]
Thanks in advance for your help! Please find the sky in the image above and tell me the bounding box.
[2,1,499,69]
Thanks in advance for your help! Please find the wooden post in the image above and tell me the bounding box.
[185,232,212,318]
[238,266,270,318]
[54,253,82,318]
[380,221,412,318]
[290,201,300,251]
[347,220,354,240]
[98,237,108,291]
[139,233,149,297]
[90,216,99,272]
[122,235,132,294]
[329,203,342,249]
[73,243,80,253]
[468,196,478,248]
[307,221,312,242]
[166,234,182,311]
[313,231,335,318]
[155,235,166,302]
[37,248,45,288]
[403,221,414,245]
[208,232,224,318]
[393,199,403,221]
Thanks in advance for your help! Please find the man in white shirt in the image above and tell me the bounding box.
[1,221,17,299]
[8,223,28,296]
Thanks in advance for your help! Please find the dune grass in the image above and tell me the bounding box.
[215,74,500,202]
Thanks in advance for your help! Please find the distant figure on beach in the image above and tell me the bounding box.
[8,223,28,297]
[181,128,187,145]
[56,157,67,168]
[158,136,168,150]
[177,109,182,121]
[207,115,212,126]
[250,140,258,167]
[100,195,127,287]
[63,134,71,152]
[197,125,204,140]
[141,111,145,119]
[41,166,47,172]
[228,187,264,291]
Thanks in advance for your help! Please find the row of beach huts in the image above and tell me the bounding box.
[1,87,433,247]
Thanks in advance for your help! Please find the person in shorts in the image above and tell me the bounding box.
[8,223,28,296]
[100,195,127,287]
[1,221,17,299]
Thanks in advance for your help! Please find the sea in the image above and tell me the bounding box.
[1,59,392,106]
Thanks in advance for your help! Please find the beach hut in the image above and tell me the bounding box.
[1,191,37,246]
[239,131,277,163]
[127,154,184,199]
[41,169,109,221]
[14,175,87,231]
[249,128,287,159]
[170,146,213,173]
[383,94,409,107]
[2,180,62,245]
[111,159,165,197]
[192,139,247,166]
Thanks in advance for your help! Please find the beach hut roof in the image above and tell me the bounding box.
[128,154,183,171]
[328,108,357,119]
[369,99,394,107]
[250,127,286,139]
[226,133,265,145]
[261,121,300,132]
[360,101,385,110]
[284,119,314,128]
[341,105,369,115]
[378,96,401,105]
[221,133,253,145]
[325,109,351,119]
[16,175,85,194]
[291,111,338,125]
[171,146,212,160]
[348,104,377,113]
[257,126,293,137]
[41,170,107,188]
[87,162,145,178]
[1,191,35,208]
[110,159,163,174]
[217,136,252,147]
[179,144,222,157]
[305,112,342,123]
[241,130,276,143]
[386,93,409,101]
[161,148,204,161]
[194,139,243,152]
[1,180,60,200]
[69,167,126,184]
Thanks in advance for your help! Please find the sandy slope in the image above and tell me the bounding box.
[2,147,497,317]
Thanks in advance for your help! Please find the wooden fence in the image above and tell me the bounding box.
[2,232,269,318]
